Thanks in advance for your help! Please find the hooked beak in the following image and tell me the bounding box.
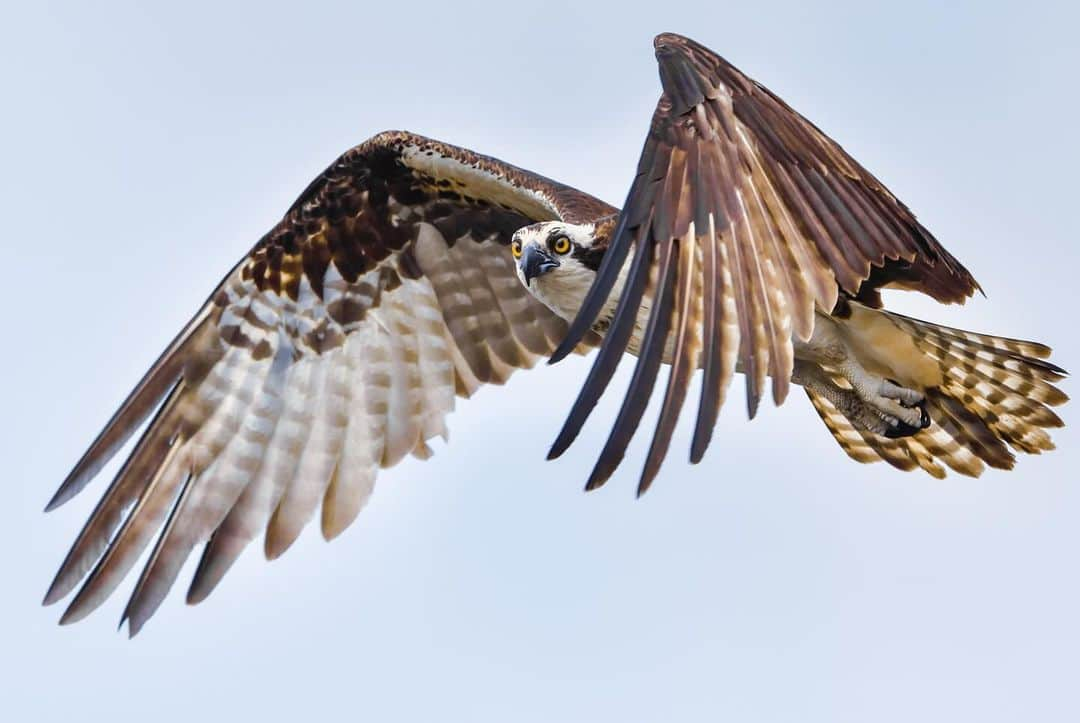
[520,244,559,285]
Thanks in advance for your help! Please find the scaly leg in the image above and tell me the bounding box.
[793,313,931,438]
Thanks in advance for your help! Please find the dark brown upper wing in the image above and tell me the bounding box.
[44,131,610,634]
[549,33,980,495]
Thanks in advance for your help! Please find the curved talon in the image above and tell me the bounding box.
[882,378,925,408]
[883,398,931,438]
[874,396,927,429]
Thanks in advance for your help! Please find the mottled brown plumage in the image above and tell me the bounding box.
[44,33,1065,635]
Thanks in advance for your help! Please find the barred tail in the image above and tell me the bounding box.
[808,305,1068,478]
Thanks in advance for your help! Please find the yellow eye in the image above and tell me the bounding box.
[552,236,571,255]
[511,240,522,258]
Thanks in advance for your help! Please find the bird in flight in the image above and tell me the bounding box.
[44,33,1067,635]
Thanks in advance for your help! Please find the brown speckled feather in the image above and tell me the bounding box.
[44,132,608,634]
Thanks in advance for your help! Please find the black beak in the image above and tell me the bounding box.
[520,245,559,285]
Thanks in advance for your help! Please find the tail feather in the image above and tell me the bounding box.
[903,326,1067,412]
[886,312,1058,362]
[927,389,1015,470]
[805,388,946,478]
[810,306,1067,478]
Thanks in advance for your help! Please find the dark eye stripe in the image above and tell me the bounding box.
[571,243,605,271]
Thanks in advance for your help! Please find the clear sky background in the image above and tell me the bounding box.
[3,2,1078,721]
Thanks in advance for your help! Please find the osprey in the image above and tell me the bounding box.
[44,33,1067,635]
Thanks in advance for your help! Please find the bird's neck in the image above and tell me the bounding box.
[585,214,629,334]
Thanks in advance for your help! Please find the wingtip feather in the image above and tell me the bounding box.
[58,600,92,627]
[584,458,616,491]
[264,524,296,561]
[42,580,67,607]
[635,474,657,498]
[43,491,69,514]
[547,428,578,461]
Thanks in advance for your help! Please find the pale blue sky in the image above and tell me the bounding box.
[3,2,1078,721]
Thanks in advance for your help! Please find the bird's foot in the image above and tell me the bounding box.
[844,370,930,438]
[792,313,930,438]
[794,360,930,438]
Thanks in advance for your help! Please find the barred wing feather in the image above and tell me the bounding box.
[44,132,608,635]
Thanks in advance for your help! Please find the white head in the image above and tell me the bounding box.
[510,221,603,321]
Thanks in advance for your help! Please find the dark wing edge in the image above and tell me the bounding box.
[44,131,608,634]
[550,32,981,494]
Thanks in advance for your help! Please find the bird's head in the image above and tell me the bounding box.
[510,221,604,321]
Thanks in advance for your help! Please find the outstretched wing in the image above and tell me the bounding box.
[550,33,981,494]
[44,131,610,634]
